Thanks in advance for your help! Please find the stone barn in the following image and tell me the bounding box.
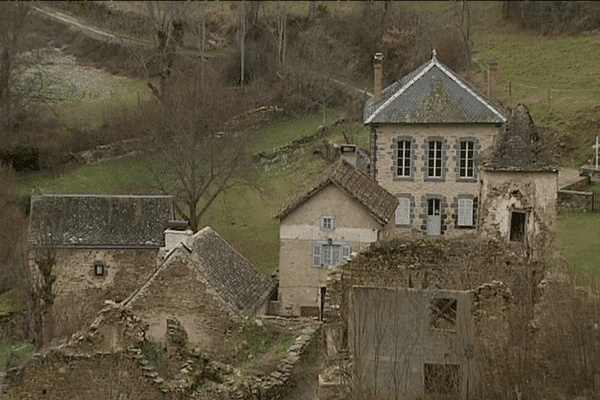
[28,194,174,339]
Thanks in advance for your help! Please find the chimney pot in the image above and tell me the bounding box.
[373,52,384,102]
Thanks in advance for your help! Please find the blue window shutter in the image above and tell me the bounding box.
[395,197,411,226]
[458,198,473,226]
[332,246,340,266]
[342,245,351,260]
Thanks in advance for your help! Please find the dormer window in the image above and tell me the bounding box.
[320,216,335,232]
[94,261,105,276]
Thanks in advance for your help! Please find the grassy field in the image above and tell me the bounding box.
[16,111,355,273]
[557,212,600,276]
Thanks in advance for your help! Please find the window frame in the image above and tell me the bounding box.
[457,138,478,182]
[424,137,446,182]
[393,136,415,181]
[320,216,336,232]
[94,261,105,276]
[312,240,351,270]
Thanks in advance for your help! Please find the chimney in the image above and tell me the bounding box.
[340,144,357,168]
[373,52,384,102]
[488,60,498,103]
[163,220,193,254]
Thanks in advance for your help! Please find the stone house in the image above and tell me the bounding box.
[123,226,277,353]
[275,159,398,318]
[28,194,174,337]
[364,51,507,238]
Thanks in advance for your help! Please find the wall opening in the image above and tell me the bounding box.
[430,298,457,332]
[300,306,320,318]
[510,211,527,242]
[424,363,460,396]
[320,287,326,321]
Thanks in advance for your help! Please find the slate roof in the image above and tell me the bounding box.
[275,159,399,225]
[482,104,556,172]
[29,195,173,248]
[364,52,507,124]
[190,227,277,318]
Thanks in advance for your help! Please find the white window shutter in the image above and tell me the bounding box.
[342,245,351,260]
[458,198,473,226]
[322,245,332,267]
[332,246,340,266]
[312,243,321,267]
[395,197,410,226]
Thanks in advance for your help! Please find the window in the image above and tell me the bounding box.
[395,195,412,227]
[430,297,457,332]
[457,198,473,227]
[428,140,443,178]
[312,240,351,269]
[459,140,474,178]
[320,216,335,232]
[94,261,105,276]
[396,139,412,178]
[510,211,527,242]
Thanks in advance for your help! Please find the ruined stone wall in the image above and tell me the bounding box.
[126,249,234,354]
[2,351,164,400]
[479,170,558,242]
[373,124,498,238]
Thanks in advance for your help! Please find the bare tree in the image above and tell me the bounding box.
[262,1,287,77]
[0,2,30,143]
[141,70,262,232]
[27,246,57,349]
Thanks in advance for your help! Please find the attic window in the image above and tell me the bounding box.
[430,298,457,332]
[94,261,105,276]
[320,216,335,232]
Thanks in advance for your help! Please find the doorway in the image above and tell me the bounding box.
[427,198,441,236]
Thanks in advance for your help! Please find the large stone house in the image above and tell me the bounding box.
[275,159,398,318]
[28,194,173,338]
[364,50,557,242]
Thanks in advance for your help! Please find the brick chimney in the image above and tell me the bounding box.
[488,60,498,103]
[163,220,193,254]
[340,144,357,168]
[374,52,384,102]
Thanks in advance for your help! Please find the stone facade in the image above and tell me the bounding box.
[479,170,558,243]
[280,183,383,317]
[124,247,234,353]
[373,124,498,239]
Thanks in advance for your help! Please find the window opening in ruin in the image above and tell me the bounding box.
[430,298,457,332]
[396,139,412,177]
[424,363,460,395]
[94,261,105,276]
[510,211,527,242]
[428,140,443,178]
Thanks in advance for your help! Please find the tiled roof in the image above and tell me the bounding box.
[275,159,399,225]
[29,195,173,248]
[482,104,556,172]
[364,53,506,124]
[191,227,277,318]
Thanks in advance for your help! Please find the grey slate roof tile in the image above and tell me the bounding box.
[364,55,506,124]
[29,195,173,248]
[482,104,556,172]
[191,227,277,318]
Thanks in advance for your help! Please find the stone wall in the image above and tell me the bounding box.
[48,248,159,338]
[125,248,235,354]
[558,190,592,212]
[2,351,164,400]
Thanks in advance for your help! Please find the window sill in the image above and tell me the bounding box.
[393,176,414,182]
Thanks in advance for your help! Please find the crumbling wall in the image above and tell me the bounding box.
[2,351,164,400]
[125,248,235,354]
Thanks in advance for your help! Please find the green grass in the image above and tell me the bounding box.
[0,342,36,370]
[557,212,600,274]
